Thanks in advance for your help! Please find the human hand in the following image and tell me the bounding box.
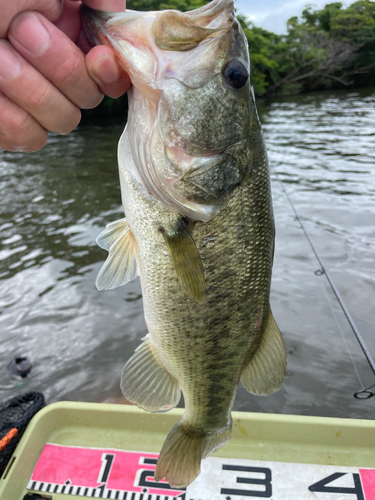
[0,0,131,152]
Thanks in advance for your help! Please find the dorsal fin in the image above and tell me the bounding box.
[96,218,139,290]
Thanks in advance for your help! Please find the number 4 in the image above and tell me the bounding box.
[309,472,364,500]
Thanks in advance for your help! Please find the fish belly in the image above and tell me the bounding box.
[121,153,274,431]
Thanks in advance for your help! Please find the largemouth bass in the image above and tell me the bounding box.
[82,0,286,488]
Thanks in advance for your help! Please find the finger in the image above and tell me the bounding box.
[82,0,125,12]
[76,29,94,55]
[0,91,48,152]
[0,0,63,38]
[86,45,131,98]
[54,0,82,43]
[0,40,80,134]
[8,11,103,109]
[55,1,92,53]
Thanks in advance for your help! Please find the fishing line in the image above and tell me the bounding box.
[319,267,365,390]
[274,173,375,398]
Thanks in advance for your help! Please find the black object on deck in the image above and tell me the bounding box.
[0,392,45,477]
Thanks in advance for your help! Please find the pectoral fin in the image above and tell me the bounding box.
[96,218,139,290]
[160,219,205,303]
[241,309,286,395]
[121,336,181,412]
[96,217,128,251]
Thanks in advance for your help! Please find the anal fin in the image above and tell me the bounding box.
[121,337,181,412]
[241,309,286,395]
[160,219,205,303]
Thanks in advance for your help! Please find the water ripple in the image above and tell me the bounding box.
[0,91,374,417]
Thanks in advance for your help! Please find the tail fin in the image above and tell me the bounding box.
[155,419,232,488]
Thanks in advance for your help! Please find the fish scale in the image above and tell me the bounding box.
[120,134,275,459]
[82,0,286,489]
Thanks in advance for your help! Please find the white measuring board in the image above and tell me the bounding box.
[27,443,375,499]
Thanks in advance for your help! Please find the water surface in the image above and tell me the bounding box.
[0,88,374,418]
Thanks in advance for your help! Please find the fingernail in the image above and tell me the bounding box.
[10,12,51,56]
[0,42,21,80]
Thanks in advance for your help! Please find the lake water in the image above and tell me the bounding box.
[0,87,374,419]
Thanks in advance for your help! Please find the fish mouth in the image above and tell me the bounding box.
[81,6,108,47]
[81,0,235,85]
[81,0,235,46]
[82,0,247,221]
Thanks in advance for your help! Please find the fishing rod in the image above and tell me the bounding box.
[275,174,375,399]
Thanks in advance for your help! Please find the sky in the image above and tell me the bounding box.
[235,0,357,34]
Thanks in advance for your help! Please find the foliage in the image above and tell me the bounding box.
[249,0,375,96]
[238,16,281,96]
[127,0,208,11]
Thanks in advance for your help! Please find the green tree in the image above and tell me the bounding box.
[127,0,208,11]
[327,1,375,44]
[267,1,375,93]
[238,16,281,96]
[301,2,343,32]
[330,1,375,85]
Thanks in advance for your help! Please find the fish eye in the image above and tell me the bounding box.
[222,60,249,90]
